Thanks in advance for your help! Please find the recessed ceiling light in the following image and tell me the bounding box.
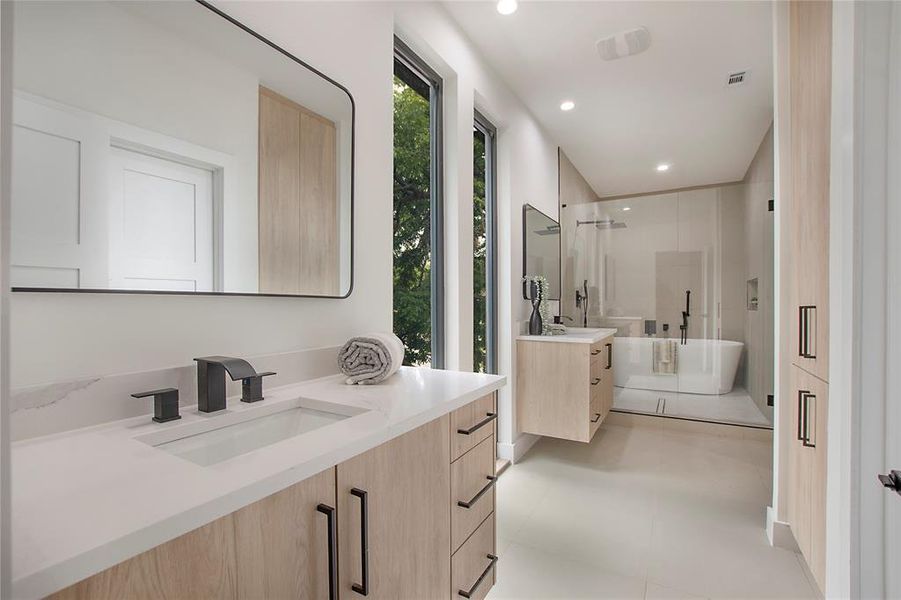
[656,163,670,172]
[622,207,631,211]
[497,0,518,15]
[560,100,575,111]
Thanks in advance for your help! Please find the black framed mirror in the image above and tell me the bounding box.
[522,204,561,300]
[9,0,354,298]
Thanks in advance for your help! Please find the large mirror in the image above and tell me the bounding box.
[522,204,561,300]
[10,0,353,297]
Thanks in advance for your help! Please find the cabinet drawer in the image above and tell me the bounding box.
[452,434,496,552]
[451,393,496,461]
[452,513,496,600]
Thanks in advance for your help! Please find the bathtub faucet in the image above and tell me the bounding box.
[680,290,691,345]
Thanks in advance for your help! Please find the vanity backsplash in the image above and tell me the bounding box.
[11,345,342,441]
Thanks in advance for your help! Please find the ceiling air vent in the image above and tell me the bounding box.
[727,71,748,86]
[596,27,651,61]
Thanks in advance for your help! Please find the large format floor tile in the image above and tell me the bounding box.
[488,423,816,600]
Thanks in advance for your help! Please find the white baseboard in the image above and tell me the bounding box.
[497,432,541,464]
[767,505,799,551]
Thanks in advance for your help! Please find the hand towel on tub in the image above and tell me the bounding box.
[338,332,406,385]
[652,339,677,375]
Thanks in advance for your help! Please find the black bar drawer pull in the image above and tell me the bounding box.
[350,488,369,596]
[590,377,601,386]
[591,349,602,356]
[316,504,337,600]
[457,412,497,435]
[458,554,498,598]
[591,412,601,423]
[606,343,613,369]
[457,476,497,509]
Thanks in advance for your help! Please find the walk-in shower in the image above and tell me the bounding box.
[561,181,774,428]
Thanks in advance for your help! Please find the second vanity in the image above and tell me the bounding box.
[516,328,616,443]
[13,367,505,600]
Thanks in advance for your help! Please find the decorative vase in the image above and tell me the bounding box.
[529,281,543,335]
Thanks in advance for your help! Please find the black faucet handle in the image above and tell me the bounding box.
[131,388,181,423]
[241,371,277,404]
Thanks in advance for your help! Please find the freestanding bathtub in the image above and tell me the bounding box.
[612,337,744,395]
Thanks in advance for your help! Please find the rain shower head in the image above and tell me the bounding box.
[576,219,627,230]
[533,224,560,236]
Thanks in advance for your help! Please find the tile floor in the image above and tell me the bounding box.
[488,422,817,599]
[614,387,773,427]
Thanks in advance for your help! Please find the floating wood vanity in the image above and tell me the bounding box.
[516,328,616,443]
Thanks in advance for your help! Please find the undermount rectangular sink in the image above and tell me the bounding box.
[137,398,366,467]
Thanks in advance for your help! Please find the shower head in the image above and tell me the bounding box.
[576,219,627,230]
[533,224,560,236]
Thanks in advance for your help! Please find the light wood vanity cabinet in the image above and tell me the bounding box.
[517,334,614,443]
[784,0,831,594]
[48,394,499,600]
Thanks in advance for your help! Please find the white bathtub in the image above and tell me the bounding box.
[613,337,744,395]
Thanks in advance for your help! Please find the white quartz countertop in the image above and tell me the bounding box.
[12,367,505,599]
[517,327,617,344]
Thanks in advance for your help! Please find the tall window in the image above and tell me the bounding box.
[473,112,497,373]
[393,39,443,368]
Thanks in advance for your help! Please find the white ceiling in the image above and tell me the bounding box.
[444,1,773,198]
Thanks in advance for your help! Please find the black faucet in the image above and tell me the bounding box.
[193,356,260,413]
[680,290,691,345]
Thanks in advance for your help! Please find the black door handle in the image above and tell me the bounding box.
[316,504,337,600]
[797,390,808,442]
[350,488,369,596]
[591,377,601,386]
[802,392,816,448]
[458,554,498,598]
[457,476,497,509]
[606,342,612,369]
[591,413,601,423]
[457,412,497,435]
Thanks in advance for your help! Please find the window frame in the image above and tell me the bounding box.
[393,37,445,369]
[474,110,498,374]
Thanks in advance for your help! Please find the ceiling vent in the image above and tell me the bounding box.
[596,27,651,61]
[727,71,748,86]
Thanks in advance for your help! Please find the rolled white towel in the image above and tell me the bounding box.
[338,332,406,385]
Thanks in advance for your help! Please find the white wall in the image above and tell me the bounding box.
[393,2,560,459]
[10,1,394,387]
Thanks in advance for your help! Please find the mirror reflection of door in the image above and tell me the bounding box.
[108,147,214,292]
[257,86,339,296]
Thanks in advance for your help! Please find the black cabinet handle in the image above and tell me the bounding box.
[316,504,337,600]
[457,476,497,509]
[591,377,601,386]
[799,306,817,358]
[457,412,497,435]
[606,343,613,369]
[802,392,816,448]
[797,390,807,442]
[591,413,601,423]
[350,488,369,596]
[458,554,498,598]
[591,349,602,356]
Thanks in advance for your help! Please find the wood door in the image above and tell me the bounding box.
[787,365,812,560]
[258,86,338,296]
[789,0,831,382]
[48,516,237,600]
[233,467,336,599]
[806,376,828,592]
[337,416,451,600]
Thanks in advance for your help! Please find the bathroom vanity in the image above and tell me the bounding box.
[515,328,616,443]
[13,368,504,599]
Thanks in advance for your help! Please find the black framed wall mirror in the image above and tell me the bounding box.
[9,0,354,298]
[522,204,561,300]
